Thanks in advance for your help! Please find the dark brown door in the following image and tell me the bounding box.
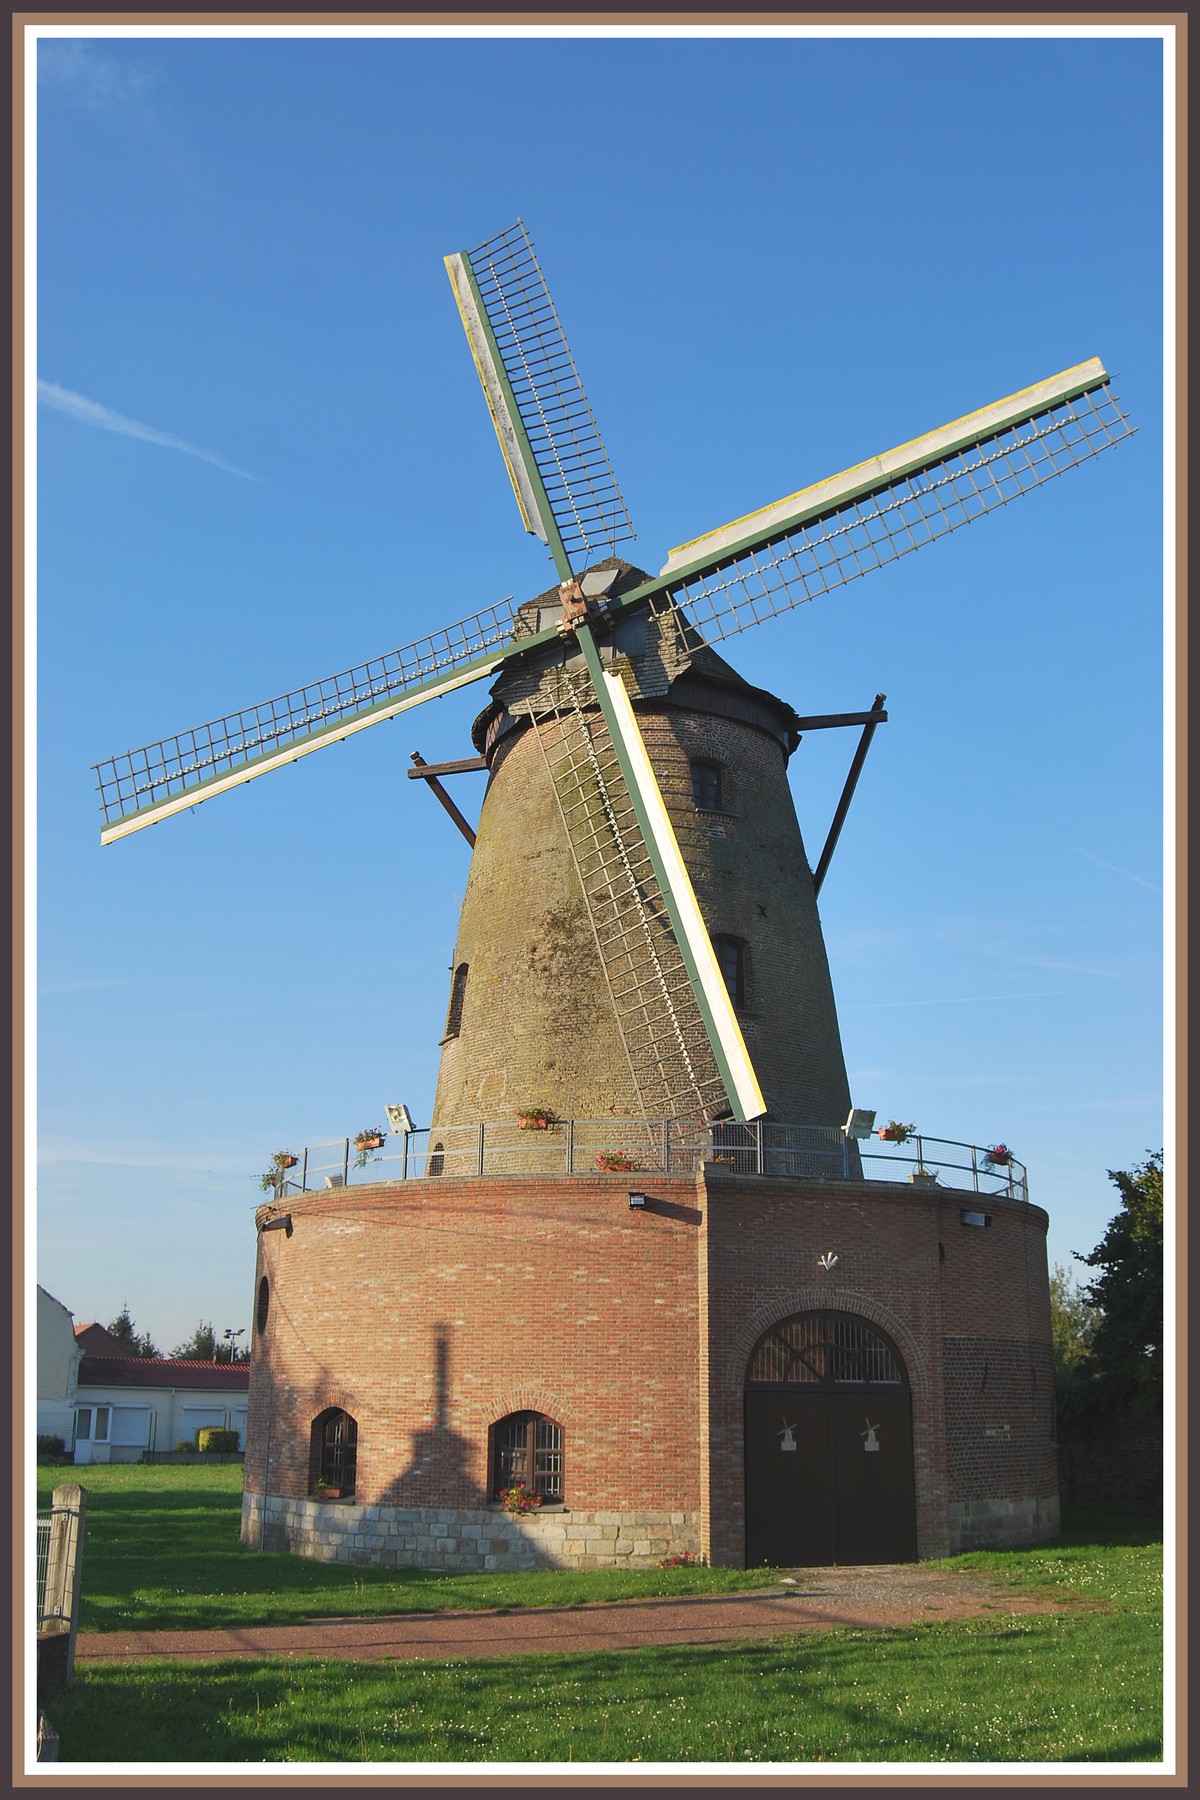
[744,1312,917,1567]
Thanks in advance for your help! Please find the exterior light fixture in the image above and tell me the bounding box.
[817,1251,839,1272]
[323,1175,344,1189]
[260,1214,293,1237]
[628,1192,648,1209]
[844,1108,876,1139]
[385,1103,415,1133]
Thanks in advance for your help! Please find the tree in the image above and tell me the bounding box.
[1076,1150,1163,1418]
[171,1320,249,1363]
[106,1304,159,1358]
[1048,1263,1097,1426]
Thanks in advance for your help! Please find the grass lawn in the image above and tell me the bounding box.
[36,1463,780,1630]
[38,1465,1163,1766]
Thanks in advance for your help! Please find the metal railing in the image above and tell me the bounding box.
[269,1121,1027,1201]
[860,1132,1028,1201]
[35,1515,53,1623]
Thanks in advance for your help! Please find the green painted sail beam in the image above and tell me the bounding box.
[445,248,575,582]
[97,624,566,845]
[603,357,1116,615]
[574,623,766,1123]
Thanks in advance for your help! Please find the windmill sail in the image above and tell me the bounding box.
[611,359,1134,651]
[446,221,635,579]
[93,595,555,843]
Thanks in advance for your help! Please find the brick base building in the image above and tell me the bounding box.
[242,1165,1058,1569]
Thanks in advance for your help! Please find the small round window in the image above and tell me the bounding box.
[256,1275,270,1334]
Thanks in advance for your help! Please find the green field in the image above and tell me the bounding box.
[39,1464,1163,1765]
[36,1463,774,1629]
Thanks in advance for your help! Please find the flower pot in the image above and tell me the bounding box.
[518,1116,550,1131]
[279,1155,298,1169]
[357,1136,384,1151]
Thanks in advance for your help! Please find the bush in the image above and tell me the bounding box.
[196,1427,239,1454]
[174,1440,195,1453]
[36,1434,67,1460]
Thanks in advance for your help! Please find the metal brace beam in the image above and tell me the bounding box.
[812,694,887,897]
[409,751,480,848]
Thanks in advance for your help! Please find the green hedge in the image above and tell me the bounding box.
[196,1427,240,1454]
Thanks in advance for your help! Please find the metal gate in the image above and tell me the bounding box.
[744,1311,917,1567]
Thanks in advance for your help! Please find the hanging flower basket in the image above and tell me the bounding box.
[353,1127,387,1169]
[517,1108,555,1131]
[596,1150,636,1173]
[984,1144,1013,1167]
[878,1121,916,1145]
[258,1150,299,1193]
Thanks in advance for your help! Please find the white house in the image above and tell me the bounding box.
[73,1356,250,1462]
[35,1286,80,1445]
[34,1287,250,1461]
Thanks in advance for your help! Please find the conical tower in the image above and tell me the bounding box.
[428,562,851,1152]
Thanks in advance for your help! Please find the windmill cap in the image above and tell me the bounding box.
[471,558,803,760]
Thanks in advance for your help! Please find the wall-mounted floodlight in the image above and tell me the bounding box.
[628,1192,648,1209]
[260,1215,293,1237]
[385,1103,415,1133]
[844,1108,876,1139]
[323,1175,344,1189]
[960,1211,992,1229]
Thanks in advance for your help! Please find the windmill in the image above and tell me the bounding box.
[94,219,1134,1138]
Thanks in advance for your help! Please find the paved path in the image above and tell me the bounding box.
[76,1567,1063,1666]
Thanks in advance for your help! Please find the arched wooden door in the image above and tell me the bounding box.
[744,1311,917,1567]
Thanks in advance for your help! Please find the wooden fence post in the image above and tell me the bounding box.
[43,1484,87,1686]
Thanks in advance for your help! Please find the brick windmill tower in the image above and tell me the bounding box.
[96,221,1134,1569]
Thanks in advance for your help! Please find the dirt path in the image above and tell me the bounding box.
[76,1565,1068,1666]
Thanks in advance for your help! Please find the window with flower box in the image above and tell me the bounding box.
[491,1411,563,1503]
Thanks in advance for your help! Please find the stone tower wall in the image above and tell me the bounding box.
[430,698,851,1141]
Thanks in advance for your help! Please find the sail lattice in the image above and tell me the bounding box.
[466,220,635,564]
[651,382,1134,650]
[529,665,729,1125]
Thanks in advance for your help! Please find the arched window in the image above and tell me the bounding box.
[310,1407,358,1497]
[428,1140,445,1177]
[256,1276,269,1335]
[491,1411,563,1503]
[712,934,746,1008]
[690,759,722,811]
[747,1312,906,1387]
[444,963,469,1039]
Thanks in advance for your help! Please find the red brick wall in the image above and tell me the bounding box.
[248,1176,706,1514]
[247,1170,1054,1564]
[702,1174,1055,1555]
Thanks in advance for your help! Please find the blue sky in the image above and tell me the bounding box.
[31,26,1167,1358]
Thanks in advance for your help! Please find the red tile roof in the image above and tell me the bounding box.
[77,1355,250,1390]
[74,1323,133,1357]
